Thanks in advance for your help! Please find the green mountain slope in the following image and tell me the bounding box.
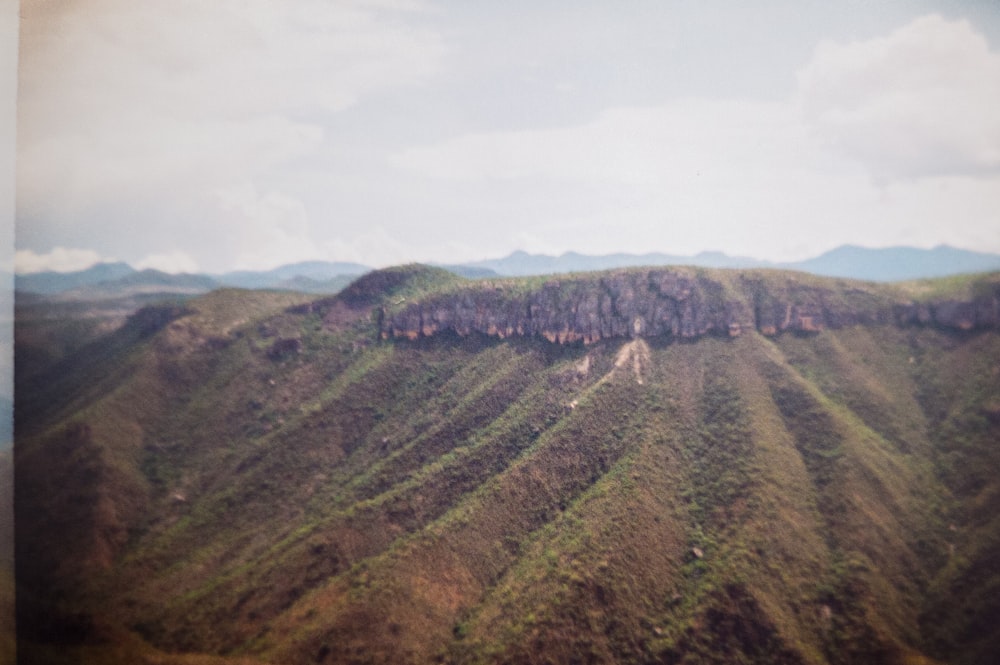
[14,266,1000,665]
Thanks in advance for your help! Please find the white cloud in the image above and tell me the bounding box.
[390,99,824,187]
[322,226,415,269]
[215,183,323,270]
[14,247,110,274]
[17,0,446,240]
[387,78,1000,261]
[134,251,200,274]
[18,115,325,220]
[388,96,875,260]
[797,14,1000,181]
[384,12,1000,260]
[15,3,1000,270]
[19,0,445,121]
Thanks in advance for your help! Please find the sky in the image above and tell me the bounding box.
[11,0,1000,274]
[1,0,15,414]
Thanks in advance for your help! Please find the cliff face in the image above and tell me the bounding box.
[894,296,1000,331]
[379,269,1000,343]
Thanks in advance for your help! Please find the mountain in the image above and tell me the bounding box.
[215,261,371,290]
[14,265,1000,664]
[458,246,1000,281]
[14,246,1000,302]
[52,269,222,300]
[787,245,1000,282]
[463,250,767,276]
[14,262,135,295]
[14,292,208,384]
[13,261,371,299]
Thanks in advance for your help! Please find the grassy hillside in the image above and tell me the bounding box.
[13,266,1000,664]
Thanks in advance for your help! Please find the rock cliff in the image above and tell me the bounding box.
[377,268,1000,343]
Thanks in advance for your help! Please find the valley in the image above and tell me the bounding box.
[13,265,1000,664]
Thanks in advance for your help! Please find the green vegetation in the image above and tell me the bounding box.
[13,266,1000,664]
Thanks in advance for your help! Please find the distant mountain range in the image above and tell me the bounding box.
[789,245,1000,282]
[463,250,771,276]
[14,261,136,295]
[13,261,371,298]
[465,245,1000,281]
[12,245,1000,299]
[214,261,371,290]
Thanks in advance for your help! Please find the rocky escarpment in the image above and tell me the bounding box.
[378,268,1000,344]
[383,270,751,343]
[894,296,1000,331]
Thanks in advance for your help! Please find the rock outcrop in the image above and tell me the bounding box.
[382,270,750,343]
[894,296,1000,331]
[375,269,1000,344]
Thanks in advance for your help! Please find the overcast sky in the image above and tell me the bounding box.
[12,0,1000,274]
[1,0,16,405]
